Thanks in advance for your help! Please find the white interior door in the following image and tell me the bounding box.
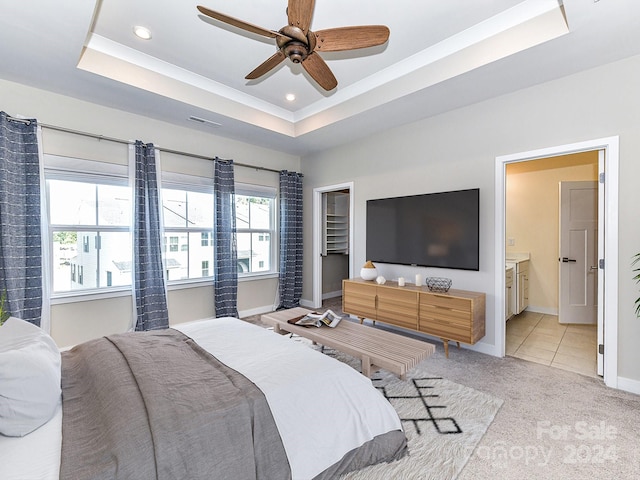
[559,181,598,325]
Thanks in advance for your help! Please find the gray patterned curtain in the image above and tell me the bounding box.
[0,112,42,326]
[278,170,303,309]
[213,158,238,317]
[133,141,169,331]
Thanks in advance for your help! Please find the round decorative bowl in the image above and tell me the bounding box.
[426,277,452,292]
[360,267,378,281]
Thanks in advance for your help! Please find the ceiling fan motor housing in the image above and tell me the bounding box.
[277,25,317,63]
[283,42,307,63]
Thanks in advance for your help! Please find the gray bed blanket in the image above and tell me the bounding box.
[59,329,291,480]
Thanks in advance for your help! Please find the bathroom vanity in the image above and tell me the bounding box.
[506,253,530,317]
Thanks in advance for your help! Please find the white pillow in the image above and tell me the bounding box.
[0,317,61,437]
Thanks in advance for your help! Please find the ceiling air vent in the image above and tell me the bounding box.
[188,116,222,127]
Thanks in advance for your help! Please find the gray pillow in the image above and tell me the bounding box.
[0,317,61,437]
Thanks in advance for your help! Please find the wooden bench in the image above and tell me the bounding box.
[261,307,435,380]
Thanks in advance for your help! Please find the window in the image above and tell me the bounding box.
[235,185,276,275]
[161,186,214,281]
[47,162,131,294]
[201,232,210,246]
[161,178,277,281]
[168,236,179,252]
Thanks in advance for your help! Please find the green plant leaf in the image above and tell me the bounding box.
[634,254,640,318]
[0,289,10,326]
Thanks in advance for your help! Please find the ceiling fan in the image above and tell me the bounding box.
[196,0,390,91]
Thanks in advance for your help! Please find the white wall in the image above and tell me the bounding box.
[0,79,300,347]
[300,54,640,384]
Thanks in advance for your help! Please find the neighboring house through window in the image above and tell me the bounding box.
[162,176,278,281]
[235,184,277,276]
[161,183,214,281]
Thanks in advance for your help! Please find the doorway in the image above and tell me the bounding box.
[495,137,619,389]
[504,154,598,376]
[312,182,355,309]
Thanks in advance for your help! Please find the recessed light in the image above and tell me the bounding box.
[133,26,152,40]
[285,93,296,102]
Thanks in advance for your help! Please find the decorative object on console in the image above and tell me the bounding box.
[360,260,378,281]
[415,274,423,287]
[426,277,452,292]
[376,276,386,285]
[397,277,405,287]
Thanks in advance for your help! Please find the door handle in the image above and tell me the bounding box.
[590,266,598,271]
[560,257,577,263]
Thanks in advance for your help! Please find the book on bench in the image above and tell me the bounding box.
[288,310,342,328]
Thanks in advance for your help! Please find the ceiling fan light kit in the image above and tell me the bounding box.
[197,0,390,91]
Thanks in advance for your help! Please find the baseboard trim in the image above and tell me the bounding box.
[239,300,318,318]
[299,298,315,309]
[322,290,342,300]
[616,376,640,395]
[238,305,275,319]
[525,306,559,315]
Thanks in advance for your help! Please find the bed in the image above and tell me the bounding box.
[0,316,407,479]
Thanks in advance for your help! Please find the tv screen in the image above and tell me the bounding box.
[366,188,479,271]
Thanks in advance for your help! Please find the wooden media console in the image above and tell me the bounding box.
[342,278,485,357]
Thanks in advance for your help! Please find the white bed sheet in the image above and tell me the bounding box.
[175,317,403,480]
[0,317,402,480]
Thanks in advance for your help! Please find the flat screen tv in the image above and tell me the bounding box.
[366,188,480,271]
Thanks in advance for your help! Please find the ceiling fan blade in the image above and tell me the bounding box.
[301,53,337,91]
[245,51,286,80]
[314,26,390,52]
[288,0,315,34]
[197,5,288,40]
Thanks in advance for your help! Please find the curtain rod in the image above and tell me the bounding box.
[33,122,283,174]
[5,114,32,125]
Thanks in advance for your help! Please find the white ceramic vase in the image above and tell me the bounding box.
[360,267,378,281]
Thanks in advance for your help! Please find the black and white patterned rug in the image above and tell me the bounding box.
[291,336,503,480]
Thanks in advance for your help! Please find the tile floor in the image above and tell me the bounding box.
[506,310,598,377]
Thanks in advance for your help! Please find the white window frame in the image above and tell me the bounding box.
[235,183,278,279]
[44,155,131,300]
